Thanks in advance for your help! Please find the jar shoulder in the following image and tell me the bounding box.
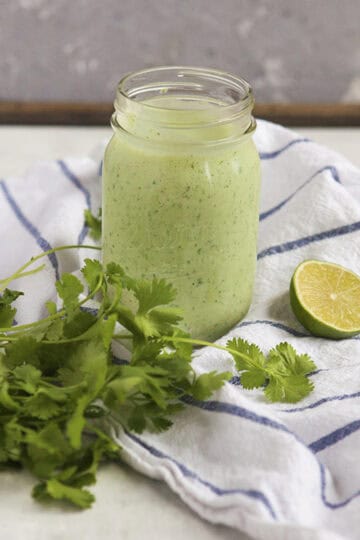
[104,131,260,166]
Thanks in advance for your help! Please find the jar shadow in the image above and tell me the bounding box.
[268,290,299,327]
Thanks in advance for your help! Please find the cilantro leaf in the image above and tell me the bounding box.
[62,338,108,448]
[45,318,64,341]
[81,258,103,292]
[42,478,95,509]
[135,306,183,338]
[226,337,267,389]
[105,364,170,410]
[76,314,116,349]
[0,289,23,328]
[263,343,316,403]
[24,391,63,420]
[0,381,20,411]
[241,370,267,389]
[119,276,184,338]
[228,338,316,402]
[0,289,24,305]
[4,336,40,369]
[105,262,125,285]
[266,342,316,376]
[130,277,177,313]
[265,374,314,403]
[115,304,140,337]
[63,310,97,339]
[63,339,108,395]
[190,371,232,400]
[162,329,193,363]
[131,340,163,365]
[0,305,16,327]
[45,301,57,315]
[56,274,84,316]
[66,394,90,449]
[26,422,69,458]
[13,364,41,394]
[227,337,266,371]
[84,209,102,241]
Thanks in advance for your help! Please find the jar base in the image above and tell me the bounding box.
[187,302,252,344]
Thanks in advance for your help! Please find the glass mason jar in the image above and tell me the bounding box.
[102,66,261,341]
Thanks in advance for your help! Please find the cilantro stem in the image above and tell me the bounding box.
[1,334,90,345]
[0,264,46,284]
[161,335,266,372]
[0,314,58,334]
[0,274,104,335]
[0,244,101,293]
[105,287,123,316]
[39,327,101,345]
[113,333,265,373]
[0,244,102,335]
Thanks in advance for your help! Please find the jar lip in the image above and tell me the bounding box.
[113,66,255,143]
[116,65,254,116]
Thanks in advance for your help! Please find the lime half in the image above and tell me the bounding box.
[290,260,360,339]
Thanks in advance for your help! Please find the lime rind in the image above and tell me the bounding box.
[290,259,360,340]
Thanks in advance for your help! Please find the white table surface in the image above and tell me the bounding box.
[0,126,359,540]
[0,126,359,178]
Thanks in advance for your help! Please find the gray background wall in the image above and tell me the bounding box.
[1,0,359,103]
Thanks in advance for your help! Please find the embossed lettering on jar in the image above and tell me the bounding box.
[102,66,261,341]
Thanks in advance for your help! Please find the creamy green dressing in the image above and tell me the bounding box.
[102,98,261,341]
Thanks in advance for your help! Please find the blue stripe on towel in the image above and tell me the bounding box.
[112,355,129,366]
[258,220,360,259]
[182,395,293,434]
[320,464,360,509]
[125,431,278,519]
[321,165,341,184]
[236,319,310,337]
[260,165,341,221]
[309,419,360,453]
[234,319,359,341]
[57,160,91,244]
[307,369,328,377]
[183,395,360,508]
[112,353,360,509]
[259,138,310,160]
[281,392,360,414]
[80,305,99,317]
[0,180,59,280]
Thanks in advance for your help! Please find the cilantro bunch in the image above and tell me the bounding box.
[0,245,316,509]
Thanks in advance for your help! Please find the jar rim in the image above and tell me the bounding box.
[117,65,254,115]
[112,66,256,144]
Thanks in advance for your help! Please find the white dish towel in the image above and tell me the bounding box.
[0,120,359,540]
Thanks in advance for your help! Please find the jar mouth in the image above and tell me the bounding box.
[118,66,253,108]
[113,66,255,143]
